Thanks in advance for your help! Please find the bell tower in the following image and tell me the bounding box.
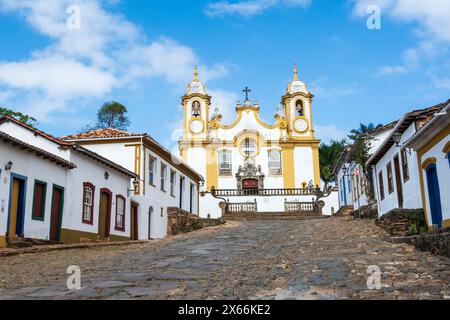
[282,64,315,139]
[181,66,211,140]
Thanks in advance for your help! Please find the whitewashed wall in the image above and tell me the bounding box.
[420,136,450,226]
[63,151,132,239]
[372,124,422,216]
[0,142,69,241]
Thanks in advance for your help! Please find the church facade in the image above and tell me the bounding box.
[179,66,324,218]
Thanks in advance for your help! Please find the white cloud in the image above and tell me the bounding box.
[0,0,231,122]
[209,89,239,122]
[205,0,311,18]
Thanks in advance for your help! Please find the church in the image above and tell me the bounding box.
[179,65,333,218]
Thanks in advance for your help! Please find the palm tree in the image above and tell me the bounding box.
[348,123,383,141]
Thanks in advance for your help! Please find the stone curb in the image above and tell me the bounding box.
[0,240,151,258]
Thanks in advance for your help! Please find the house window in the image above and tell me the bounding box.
[82,182,95,224]
[32,180,47,221]
[160,163,167,191]
[387,162,394,194]
[115,195,126,231]
[401,148,409,182]
[219,150,232,176]
[241,138,257,158]
[149,156,156,186]
[379,171,385,201]
[170,170,176,196]
[268,150,282,175]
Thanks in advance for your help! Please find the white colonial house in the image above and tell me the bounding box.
[63,128,203,239]
[405,101,450,228]
[333,121,396,214]
[179,65,338,218]
[0,116,138,248]
[367,100,449,221]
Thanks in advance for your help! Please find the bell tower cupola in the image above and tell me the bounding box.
[182,66,211,139]
[282,64,315,139]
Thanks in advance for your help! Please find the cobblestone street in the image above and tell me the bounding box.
[0,217,449,300]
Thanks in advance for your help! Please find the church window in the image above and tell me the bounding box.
[82,182,95,225]
[219,150,232,176]
[241,138,257,158]
[387,162,394,194]
[295,100,304,116]
[115,195,125,231]
[192,101,201,118]
[268,150,282,175]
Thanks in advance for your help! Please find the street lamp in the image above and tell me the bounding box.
[127,178,140,196]
[393,131,402,147]
[5,161,13,171]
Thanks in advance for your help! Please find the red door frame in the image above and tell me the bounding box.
[99,188,112,239]
[130,202,139,240]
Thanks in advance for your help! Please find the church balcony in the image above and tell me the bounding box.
[210,187,320,197]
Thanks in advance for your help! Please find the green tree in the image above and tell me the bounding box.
[348,123,383,141]
[0,107,37,126]
[319,139,347,187]
[83,101,130,131]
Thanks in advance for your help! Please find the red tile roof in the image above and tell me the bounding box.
[62,128,145,140]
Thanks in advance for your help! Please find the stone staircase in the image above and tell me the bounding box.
[334,205,354,217]
[224,212,327,221]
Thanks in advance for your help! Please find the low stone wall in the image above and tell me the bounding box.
[351,206,378,220]
[167,207,225,236]
[386,229,450,258]
[375,208,426,236]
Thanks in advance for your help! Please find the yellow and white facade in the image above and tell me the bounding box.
[179,65,322,217]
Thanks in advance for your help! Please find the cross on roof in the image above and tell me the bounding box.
[243,86,251,101]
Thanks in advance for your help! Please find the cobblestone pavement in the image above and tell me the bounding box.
[0,217,449,300]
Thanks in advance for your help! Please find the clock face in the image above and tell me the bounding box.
[294,118,308,133]
[190,120,203,134]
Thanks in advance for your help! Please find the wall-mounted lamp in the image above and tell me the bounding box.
[104,171,110,180]
[5,161,13,171]
[127,178,139,196]
[393,132,402,147]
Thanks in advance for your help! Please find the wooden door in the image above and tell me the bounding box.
[130,204,138,240]
[8,179,20,240]
[98,193,108,240]
[426,164,443,228]
[394,156,404,208]
[50,186,64,241]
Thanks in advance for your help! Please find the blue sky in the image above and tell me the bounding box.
[0,0,449,151]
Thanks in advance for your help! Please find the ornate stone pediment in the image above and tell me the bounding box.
[236,158,265,190]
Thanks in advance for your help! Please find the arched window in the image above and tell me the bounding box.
[192,101,201,118]
[219,150,232,176]
[82,182,95,224]
[115,195,126,231]
[268,150,282,175]
[295,100,304,116]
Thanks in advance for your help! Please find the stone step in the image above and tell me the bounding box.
[225,212,326,221]
[7,238,33,249]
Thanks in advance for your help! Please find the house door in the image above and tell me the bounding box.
[49,185,64,242]
[7,176,27,240]
[394,155,404,208]
[425,164,443,228]
[98,190,111,240]
[130,203,139,240]
[189,184,194,213]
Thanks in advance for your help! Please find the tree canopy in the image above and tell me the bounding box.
[96,101,130,130]
[319,139,347,186]
[0,107,37,126]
